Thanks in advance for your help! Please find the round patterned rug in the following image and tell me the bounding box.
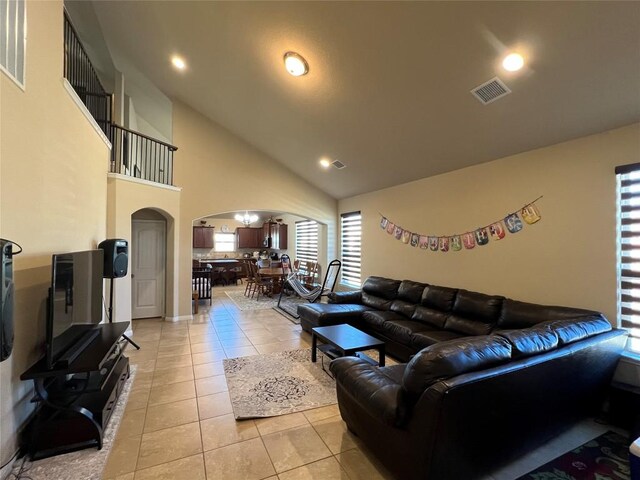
[223,348,337,419]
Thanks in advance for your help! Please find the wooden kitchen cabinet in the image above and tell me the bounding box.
[236,227,262,249]
[263,222,288,250]
[193,226,214,248]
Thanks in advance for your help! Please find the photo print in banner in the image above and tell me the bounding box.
[377,196,543,253]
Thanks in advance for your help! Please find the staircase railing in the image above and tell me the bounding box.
[63,11,178,187]
[63,11,112,136]
[109,124,178,186]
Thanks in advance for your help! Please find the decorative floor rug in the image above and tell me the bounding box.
[225,290,307,324]
[15,365,137,480]
[223,348,337,419]
[517,431,630,480]
[225,290,279,310]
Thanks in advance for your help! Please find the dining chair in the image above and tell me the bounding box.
[242,260,256,296]
[250,261,273,300]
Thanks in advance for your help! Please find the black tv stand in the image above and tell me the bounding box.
[20,322,130,460]
[54,328,101,368]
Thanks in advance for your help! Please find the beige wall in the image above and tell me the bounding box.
[0,0,110,467]
[339,123,640,324]
[173,101,338,318]
[106,176,181,321]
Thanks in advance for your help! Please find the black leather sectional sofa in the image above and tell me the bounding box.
[297,276,627,480]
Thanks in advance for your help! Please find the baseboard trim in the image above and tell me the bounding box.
[164,315,193,322]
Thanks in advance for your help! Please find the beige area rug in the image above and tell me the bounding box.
[223,349,337,419]
[225,289,278,310]
[224,290,307,323]
[15,365,136,480]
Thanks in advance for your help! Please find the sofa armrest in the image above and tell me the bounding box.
[328,290,362,304]
[330,357,407,427]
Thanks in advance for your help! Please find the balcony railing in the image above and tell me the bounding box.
[63,11,178,187]
[109,124,178,186]
[63,11,112,136]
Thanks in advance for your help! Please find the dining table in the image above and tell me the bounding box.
[258,266,291,294]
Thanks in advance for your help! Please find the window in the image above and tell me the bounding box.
[340,211,362,287]
[0,0,26,88]
[616,163,640,354]
[214,232,235,252]
[296,220,318,263]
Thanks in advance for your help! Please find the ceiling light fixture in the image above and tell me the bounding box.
[171,56,186,70]
[319,158,331,169]
[235,211,259,226]
[284,51,309,77]
[502,53,524,72]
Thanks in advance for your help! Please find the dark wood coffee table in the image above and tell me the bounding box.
[311,324,386,366]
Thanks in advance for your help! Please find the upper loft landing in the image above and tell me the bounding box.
[64,11,178,187]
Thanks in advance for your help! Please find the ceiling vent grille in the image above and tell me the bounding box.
[332,160,346,169]
[471,77,511,105]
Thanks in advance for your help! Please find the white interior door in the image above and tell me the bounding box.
[131,219,166,318]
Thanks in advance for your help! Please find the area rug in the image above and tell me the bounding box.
[223,348,337,419]
[517,431,630,480]
[225,290,278,310]
[16,366,137,480]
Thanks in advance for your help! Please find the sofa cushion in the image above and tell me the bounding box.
[298,303,373,332]
[328,290,362,304]
[363,311,432,344]
[397,280,428,304]
[362,310,403,326]
[363,276,401,300]
[330,357,408,427]
[390,299,418,318]
[402,336,512,402]
[497,299,601,329]
[361,277,402,310]
[444,315,495,336]
[495,327,559,358]
[543,315,612,345]
[452,289,504,322]
[411,305,448,329]
[443,290,504,336]
[410,330,465,351]
[421,285,458,311]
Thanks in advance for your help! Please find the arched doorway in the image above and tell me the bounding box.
[131,208,168,318]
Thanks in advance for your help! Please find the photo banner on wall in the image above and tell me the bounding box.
[378,196,542,253]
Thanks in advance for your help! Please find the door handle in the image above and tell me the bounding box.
[131,274,135,278]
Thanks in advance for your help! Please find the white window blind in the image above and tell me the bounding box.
[0,0,26,88]
[616,163,640,354]
[341,212,362,287]
[214,233,235,252]
[296,220,318,264]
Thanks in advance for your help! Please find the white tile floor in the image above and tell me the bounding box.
[103,285,623,480]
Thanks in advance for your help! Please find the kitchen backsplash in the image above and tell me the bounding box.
[193,248,289,260]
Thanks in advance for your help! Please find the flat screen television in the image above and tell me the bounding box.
[46,249,104,369]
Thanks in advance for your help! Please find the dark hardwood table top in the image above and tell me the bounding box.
[312,324,384,350]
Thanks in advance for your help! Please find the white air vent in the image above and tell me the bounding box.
[332,160,346,169]
[471,77,511,105]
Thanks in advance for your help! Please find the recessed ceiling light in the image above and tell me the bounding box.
[171,56,186,70]
[319,158,331,168]
[502,53,524,72]
[284,52,309,77]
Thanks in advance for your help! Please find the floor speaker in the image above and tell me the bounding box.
[98,239,128,278]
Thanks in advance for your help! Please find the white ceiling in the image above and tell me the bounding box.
[88,1,640,199]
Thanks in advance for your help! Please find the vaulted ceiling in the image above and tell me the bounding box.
[88,1,640,199]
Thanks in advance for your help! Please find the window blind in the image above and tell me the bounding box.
[0,0,26,88]
[295,220,318,263]
[341,212,362,287]
[616,163,640,353]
